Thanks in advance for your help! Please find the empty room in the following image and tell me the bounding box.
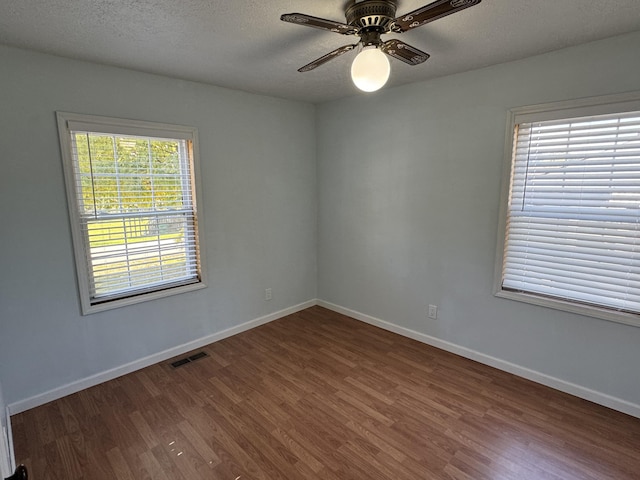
[1,1,640,479]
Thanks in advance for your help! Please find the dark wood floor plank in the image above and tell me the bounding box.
[12,306,640,479]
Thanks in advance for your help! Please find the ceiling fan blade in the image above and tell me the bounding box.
[381,39,430,65]
[393,0,481,32]
[281,13,358,35]
[298,44,358,72]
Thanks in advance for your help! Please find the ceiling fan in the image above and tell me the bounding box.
[281,0,482,92]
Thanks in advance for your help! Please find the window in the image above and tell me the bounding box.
[57,113,206,314]
[495,93,640,326]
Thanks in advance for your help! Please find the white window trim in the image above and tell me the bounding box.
[57,112,207,315]
[493,91,640,328]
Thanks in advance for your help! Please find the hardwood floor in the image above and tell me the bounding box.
[12,306,640,479]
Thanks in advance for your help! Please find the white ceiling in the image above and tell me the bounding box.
[1,1,640,103]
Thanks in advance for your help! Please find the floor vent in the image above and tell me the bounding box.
[170,351,208,368]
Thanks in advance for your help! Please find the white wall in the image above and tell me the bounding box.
[0,46,317,406]
[317,31,640,408]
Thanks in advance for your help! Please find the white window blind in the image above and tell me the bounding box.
[58,113,205,313]
[502,109,640,315]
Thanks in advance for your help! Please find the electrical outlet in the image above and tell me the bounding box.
[428,304,438,319]
[265,288,272,301]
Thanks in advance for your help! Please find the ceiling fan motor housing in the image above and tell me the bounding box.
[346,0,398,32]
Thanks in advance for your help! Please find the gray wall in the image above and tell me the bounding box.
[0,46,317,405]
[317,31,640,406]
[0,378,4,432]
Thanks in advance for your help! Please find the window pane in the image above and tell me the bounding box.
[86,213,197,299]
[69,129,200,304]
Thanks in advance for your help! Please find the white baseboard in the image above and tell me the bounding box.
[0,405,13,477]
[317,300,640,419]
[8,300,316,415]
[0,426,9,479]
[6,407,15,472]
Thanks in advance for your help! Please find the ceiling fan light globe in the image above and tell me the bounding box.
[351,47,390,92]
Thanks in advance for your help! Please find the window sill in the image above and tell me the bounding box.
[494,289,640,328]
[82,281,207,315]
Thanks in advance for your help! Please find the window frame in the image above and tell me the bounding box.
[494,91,640,328]
[57,112,207,315]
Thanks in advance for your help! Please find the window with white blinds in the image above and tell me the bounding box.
[57,113,206,314]
[498,95,640,325]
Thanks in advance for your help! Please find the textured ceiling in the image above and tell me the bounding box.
[1,0,640,103]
